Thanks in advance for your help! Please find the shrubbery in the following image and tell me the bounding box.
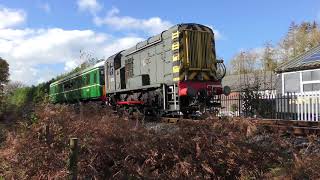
[0,81,50,122]
[0,103,319,179]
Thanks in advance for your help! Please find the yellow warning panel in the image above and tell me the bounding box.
[172,53,179,61]
[172,66,180,73]
[172,31,179,40]
[173,77,180,81]
[172,42,179,51]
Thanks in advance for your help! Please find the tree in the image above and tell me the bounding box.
[309,21,320,48]
[0,57,9,116]
[0,57,9,91]
[278,21,320,63]
[230,50,259,75]
[261,42,277,71]
[278,21,299,62]
[4,81,25,95]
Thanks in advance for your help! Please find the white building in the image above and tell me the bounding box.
[276,45,320,94]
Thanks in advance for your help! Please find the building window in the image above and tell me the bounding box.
[302,70,320,92]
[283,69,320,93]
[303,83,320,92]
[302,70,320,81]
[284,72,300,93]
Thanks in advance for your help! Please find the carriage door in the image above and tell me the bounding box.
[120,67,126,89]
[106,62,115,92]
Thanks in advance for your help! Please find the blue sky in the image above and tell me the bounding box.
[0,0,320,84]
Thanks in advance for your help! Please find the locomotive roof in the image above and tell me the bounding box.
[105,23,214,62]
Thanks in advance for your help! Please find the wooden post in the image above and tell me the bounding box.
[286,92,290,120]
[79,101,83,121]
[45,124,50,144]
[69,138,78,180]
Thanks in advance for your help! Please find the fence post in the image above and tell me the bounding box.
[69,138,79,180]
[276,94,279,119]
[79,101,83,121]
[45,124,50,144]
[316,94,319,121]
[238,92,241,117]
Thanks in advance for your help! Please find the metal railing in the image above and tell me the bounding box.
[217,91,320,121]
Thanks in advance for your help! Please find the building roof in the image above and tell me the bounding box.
[276,45,320,73]
[222,71,278,91]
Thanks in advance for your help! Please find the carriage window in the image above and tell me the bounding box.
[100,70,105,85]
[109,63,114,76]
[86,74,90,85]
[94,73,97,84]
[125,58,134,78]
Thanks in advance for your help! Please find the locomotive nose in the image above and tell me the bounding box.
[223,86,231,96]
[180,86,206,97]
[187,87,197,96]
[179,86,197,97]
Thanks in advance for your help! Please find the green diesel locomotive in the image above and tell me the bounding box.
[49,23,229,116]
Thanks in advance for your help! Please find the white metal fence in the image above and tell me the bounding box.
[218,91,320,121]
[295,92,320,121]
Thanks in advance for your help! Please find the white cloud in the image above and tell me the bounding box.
[212,29,223,40]
[0,27,143,85]
[39,2,51,13]
[77,0,101,14]
[0,5,147,85]
[94,7,173,35]
[0,6,26,28]
[205,25,224,40]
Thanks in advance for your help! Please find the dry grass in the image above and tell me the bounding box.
[0,103,319,179]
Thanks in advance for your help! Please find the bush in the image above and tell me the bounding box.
[0,124,6,146]
[1,103,320,179]
[0,103,300,179]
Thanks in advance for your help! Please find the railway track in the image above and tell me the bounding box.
[159,117,320,136]
[250,119,320,136]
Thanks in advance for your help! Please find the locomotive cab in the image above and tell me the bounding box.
[171,24,227,115]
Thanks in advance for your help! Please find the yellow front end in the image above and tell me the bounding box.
[172,26,218,82]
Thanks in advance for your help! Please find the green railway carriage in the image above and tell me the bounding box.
[49,63,105,103]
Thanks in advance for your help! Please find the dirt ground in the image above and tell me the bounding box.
[0,103,320,179]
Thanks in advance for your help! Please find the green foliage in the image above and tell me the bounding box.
[0,124,6,146]
[230,104,238,113]
[1,80,51,122]
[7,87,33,108]
[0,58,9,117]
[241,87,261,117]
[0,57,9,88]
[29,113,38,124]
